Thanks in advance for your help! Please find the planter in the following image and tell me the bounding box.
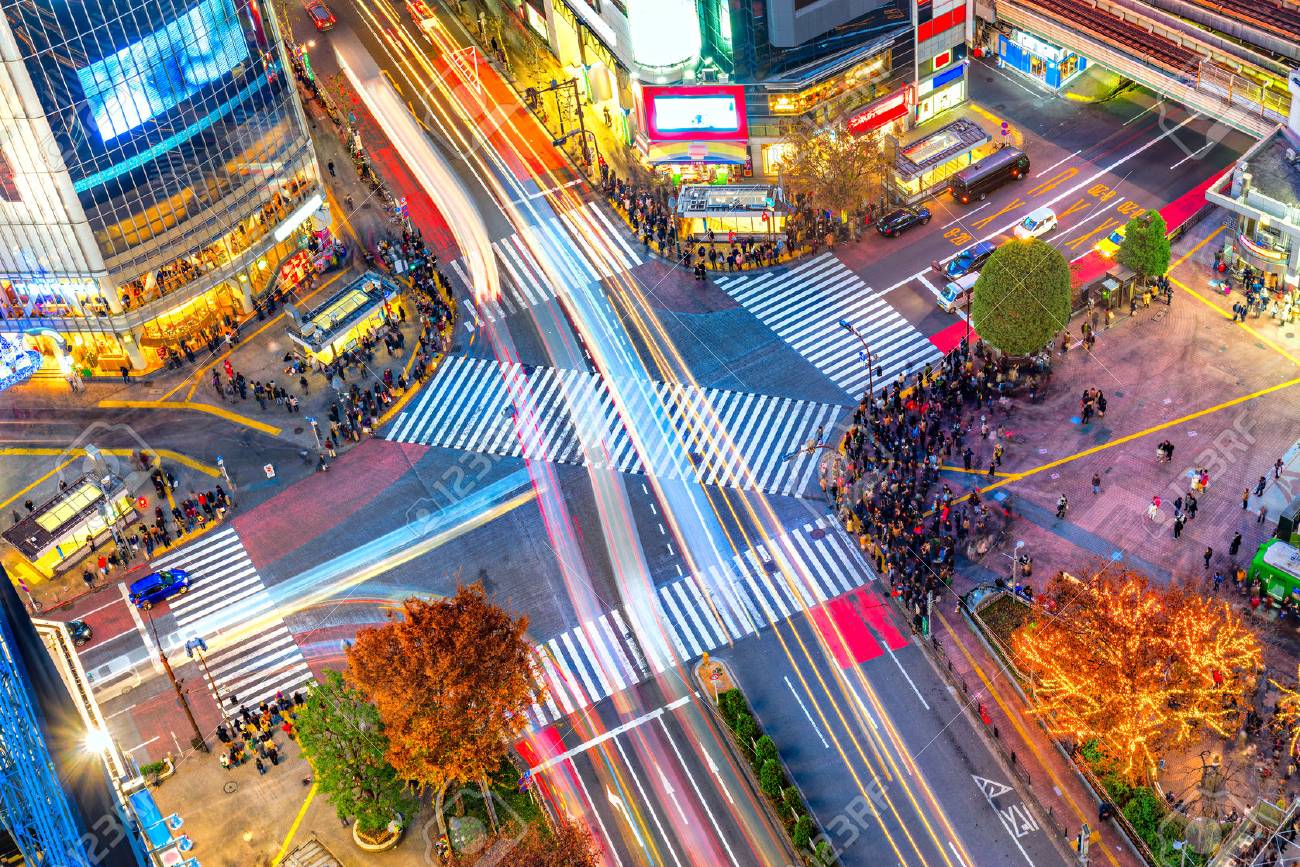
[352,820,404,853]
[141,755,175,787]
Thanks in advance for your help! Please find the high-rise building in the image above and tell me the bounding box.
[515,0,970,178]
[0,0,327,374]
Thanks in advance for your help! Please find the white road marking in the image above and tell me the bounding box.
[125,736,159,754]
[613,736,685,867]
[653,761,689,826]
[118,582,161,675]
[1033,149,1081,178]
[532,694,694,771]
[942,200,992,228]
[972,774,1036,866]
[1170,140,1214,170]
[654,717,742,866]
[786,675,830,749]
[1123,98,1164,126]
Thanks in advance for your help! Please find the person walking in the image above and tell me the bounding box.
[1255,475,1268,497]
[1056,494,1069,519]
[1203,546,1214,570]
[1092,472,1102,495]
[1147,496,1162,520]
[1276,458,1285,479]
[1173,514,1186,539]
[1243,488,1251,510]
[1213,570,1224,593]
[1229,531,1242,557]
[255,758,267,775]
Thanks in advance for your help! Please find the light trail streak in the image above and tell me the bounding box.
[337,3,984,863]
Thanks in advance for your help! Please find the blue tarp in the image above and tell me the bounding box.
[128,788,171,849]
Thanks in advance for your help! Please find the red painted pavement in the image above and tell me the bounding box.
[233,439,427,571]
[929,319,975,354]
[851,588,909,651]
[516,726,566,769]
[810,595,883,667]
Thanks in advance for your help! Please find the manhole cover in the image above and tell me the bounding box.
[223,781,239,794]
[293,427,303,435]
[810,528,826,540]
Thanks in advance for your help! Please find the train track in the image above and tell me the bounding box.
[1184,0,1300,42]
[1015,0,1200,74]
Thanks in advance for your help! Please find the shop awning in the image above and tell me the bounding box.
[644,141,748,165]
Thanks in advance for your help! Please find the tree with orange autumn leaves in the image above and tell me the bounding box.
[1012,571,1261,783]
[346,584,542,838]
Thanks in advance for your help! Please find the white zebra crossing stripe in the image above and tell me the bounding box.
[386,357,840,499]
[450,202,643,330]
[147,529,313,710]
[524,515,876,728]
[716,253,944,398]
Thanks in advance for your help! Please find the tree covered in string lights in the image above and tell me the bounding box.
[1270,666,1300,754]
[1012,571,1261,783]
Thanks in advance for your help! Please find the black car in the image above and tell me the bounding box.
[68,619,92,647]
[876,206,932,237]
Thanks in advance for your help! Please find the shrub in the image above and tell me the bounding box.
[755,735,779,766]
[1123,787,1165,840]
[814,839,834,865]
[759,759,784,798]
[139,760,167,778]
[782,785,802,814]
[1100,772,1132,808]
[793,815,815,849]
[719,689,747,725]
[733,712,758,747]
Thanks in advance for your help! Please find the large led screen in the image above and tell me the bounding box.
[641,85,748,142]
[77,0,250,142]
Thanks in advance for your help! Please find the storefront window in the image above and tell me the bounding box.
[766,51,891,116]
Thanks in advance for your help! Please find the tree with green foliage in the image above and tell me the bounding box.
[970,238,1072,356]
[1117,210,1171,285]
[759,759,784,797]
[719,689,747,727]
[793,814,815,849]
[295,670,419,835]
[782,785,803,816]
[755,735,779,766]
[733,712,758,747]
[777,118,886,219]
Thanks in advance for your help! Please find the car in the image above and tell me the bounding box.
[128,569,190,610]
[67,619,92,647]
[1014,206,1057,240]
[1095,225,1126,258]
[938,272,981,313]
[876,206,931,237]
[943,240,998,279]
[305,0,336,31]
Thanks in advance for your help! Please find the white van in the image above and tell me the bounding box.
[938,272,980,313]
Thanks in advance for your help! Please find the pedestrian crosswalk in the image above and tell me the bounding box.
[387,356,840,497]
[449,201,642,330]
[523,514,878,728]
[715,253,945,398]
[151,529,313,710]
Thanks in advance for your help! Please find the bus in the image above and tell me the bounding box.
[1248,537,1300,602]
[949,147,1031,204]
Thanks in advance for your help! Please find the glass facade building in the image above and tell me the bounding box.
[0,0,323,374]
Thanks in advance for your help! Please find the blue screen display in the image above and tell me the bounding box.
[77,0,250,142]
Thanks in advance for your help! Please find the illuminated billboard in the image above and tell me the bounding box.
[642,85,748,142]
[77,0,250,142]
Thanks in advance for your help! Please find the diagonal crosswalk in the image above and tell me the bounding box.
[387,357,840,498]
[522,515,883,729]
[151,528,313,710]
[449,201,642,330]
[715,253,945,398]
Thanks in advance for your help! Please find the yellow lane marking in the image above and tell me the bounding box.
[1172,223,1225,269]
[1171,276,1300,367]
[0,447,218,477]
[271,783,317,866]
[98,400,282,437]
[972,198,1025,231]
[1064,217,1120,252]
[981,375,1300,494]
[1027,167,1078,198]
[937,612,1124,867]
[0,458,77,511]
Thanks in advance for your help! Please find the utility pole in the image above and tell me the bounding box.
[147,612,207,752]
[187,637,232,731]
[838,319,876,399]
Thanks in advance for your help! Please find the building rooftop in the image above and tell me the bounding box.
[675,184,780,215]
[287,270,399,353]
[2,474,126,559]
[1249,129,1300,212]
[895,118,991,181]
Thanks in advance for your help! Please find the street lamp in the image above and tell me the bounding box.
[838,319,877,399]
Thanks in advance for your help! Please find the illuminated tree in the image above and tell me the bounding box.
[446,818,600,867]
[776,118,885,219]
[971,238,1071,356]
[1270,665,1300,754]
[346,584,540,839]
[1012,571,1261,783]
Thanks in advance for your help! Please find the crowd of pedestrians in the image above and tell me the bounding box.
[824,341,1039,631]
[215,691,304,775]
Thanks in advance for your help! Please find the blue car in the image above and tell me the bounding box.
[944,241,998,280]
[129,569,191,610]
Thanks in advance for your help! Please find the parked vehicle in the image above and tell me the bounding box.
[1014,206,1057,240]
[128,569,191,611]
[942,240,998,279]
[1249,538,1300,602]
[949,147,1031,204]
[876,206,931,237]
[938,272,981,313]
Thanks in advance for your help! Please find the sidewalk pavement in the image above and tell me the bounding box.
[152,731,437,866]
